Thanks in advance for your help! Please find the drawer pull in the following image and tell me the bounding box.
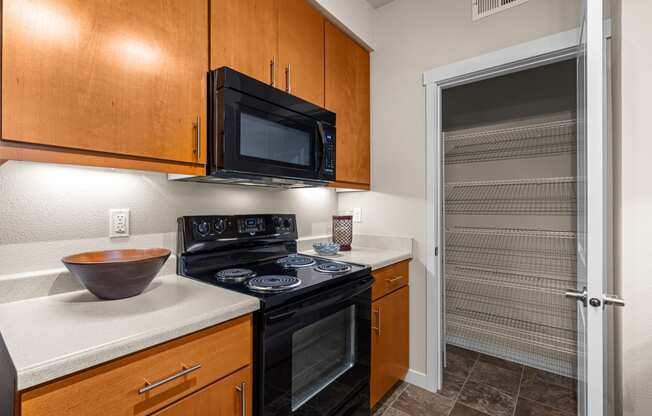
[138,363,202,395]
[236,381,247,416]
[386,275,404,284]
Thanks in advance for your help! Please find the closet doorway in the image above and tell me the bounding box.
[423,7,614,415]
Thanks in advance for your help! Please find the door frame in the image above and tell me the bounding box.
[421,23,611,393]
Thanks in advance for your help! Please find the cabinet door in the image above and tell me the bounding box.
[325,22,370,185]
[153,366,252,416]
[211,0,277,85]
[277,0,324,105]
[371,286,409,407]
[2,0,208,164]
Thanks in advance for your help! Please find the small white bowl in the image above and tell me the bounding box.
[313,242,340,256]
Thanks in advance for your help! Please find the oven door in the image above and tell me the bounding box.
[260,277,373,416]
[218,87,334,182]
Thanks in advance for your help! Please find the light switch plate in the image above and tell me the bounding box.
[109,209,130,238]
[352,207,362,223]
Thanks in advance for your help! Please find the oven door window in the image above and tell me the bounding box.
[240,112,313,167]
[291,306,356,411]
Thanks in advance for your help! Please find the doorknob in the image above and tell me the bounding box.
[565,288,587,306]
[602,294,625,307]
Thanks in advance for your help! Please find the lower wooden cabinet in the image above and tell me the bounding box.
[370,263,410,407]
[19,315,252,416]
[152,365,251,416]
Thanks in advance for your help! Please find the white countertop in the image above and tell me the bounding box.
[302,246,411,270]
[0,274,259,390]
[299,234,413,271]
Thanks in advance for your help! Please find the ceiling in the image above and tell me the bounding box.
[366,0,396,9]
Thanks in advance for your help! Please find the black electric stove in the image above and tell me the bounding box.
[177,214,373,416]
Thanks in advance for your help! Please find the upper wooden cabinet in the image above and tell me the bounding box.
[211,0,324,106]
[2,0,208,168]
[325,21,371,186]
[211,0,278,85]
[277,0,325,106]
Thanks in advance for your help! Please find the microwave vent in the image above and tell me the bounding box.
[472,0,531,21]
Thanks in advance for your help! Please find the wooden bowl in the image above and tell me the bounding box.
[62,249,171,300]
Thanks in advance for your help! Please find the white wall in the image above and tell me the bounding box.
[612,1,652,414]
[310,0,375,49]
[0,161,337,255]
[339,0,582,377]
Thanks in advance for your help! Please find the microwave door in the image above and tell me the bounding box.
[221,89,324,181]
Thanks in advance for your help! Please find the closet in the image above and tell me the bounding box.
[442,60,578,379]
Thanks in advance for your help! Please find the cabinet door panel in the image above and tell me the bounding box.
[211,0,277,85]
[325,22,370,185]
[153,366,252,416]
[2,0,207,164]
[277,0,324,105]
[371,286,409,407]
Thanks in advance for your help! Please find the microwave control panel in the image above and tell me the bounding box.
[324,130,336,174]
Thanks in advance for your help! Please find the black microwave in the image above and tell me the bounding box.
[171,67,336,187]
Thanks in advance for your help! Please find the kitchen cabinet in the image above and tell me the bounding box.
[211,0,278,85]
[152,365,251,416]
[1,0,208,174]
[370,262,409,408]
[325,21,371,188]
[211,0,324,105]
[19,315,252,416]
[277,0,325,105]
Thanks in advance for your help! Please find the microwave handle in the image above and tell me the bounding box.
[316,121,327,175]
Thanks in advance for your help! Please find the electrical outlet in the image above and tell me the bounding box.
[110,209,130,238]
[352,207,362,223]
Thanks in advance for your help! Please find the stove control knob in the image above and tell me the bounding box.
[214,218,226,234]
[273,217,282,227]
[196,221,210,236]
[283,218,292,229]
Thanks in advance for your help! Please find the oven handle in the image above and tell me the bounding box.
[266,276,374,324]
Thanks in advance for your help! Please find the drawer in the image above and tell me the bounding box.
[372,260,409,301]
[20,315,252,416]
[151,365,252,416]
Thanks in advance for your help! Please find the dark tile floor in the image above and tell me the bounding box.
[373,345,577,416]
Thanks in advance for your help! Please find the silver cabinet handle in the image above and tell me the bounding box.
[196,114,201,160]
[372,308,380,336]
[285,64,291,93]
[270,57,276,87]
[235,381,246,416]
[603,294,625,307]
[386,275,404,284]
[138,363,201,395]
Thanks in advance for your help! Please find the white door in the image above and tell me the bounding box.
[569,1,623,415]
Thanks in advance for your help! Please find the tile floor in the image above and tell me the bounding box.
[373,345,577,416]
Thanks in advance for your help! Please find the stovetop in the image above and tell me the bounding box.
[180,253,370,309]
[176,214,372,310]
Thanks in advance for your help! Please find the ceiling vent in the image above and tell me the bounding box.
[472,0,532,21]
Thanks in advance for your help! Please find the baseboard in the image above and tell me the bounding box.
[403,368,436,393]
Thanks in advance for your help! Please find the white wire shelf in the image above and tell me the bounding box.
[445,227,577,277]
[446,264,575,291]
[445,177,576,215]
[447,314,577,378]
[446,271,576,317]
[444,119,577,164]
[446,290,576,336]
